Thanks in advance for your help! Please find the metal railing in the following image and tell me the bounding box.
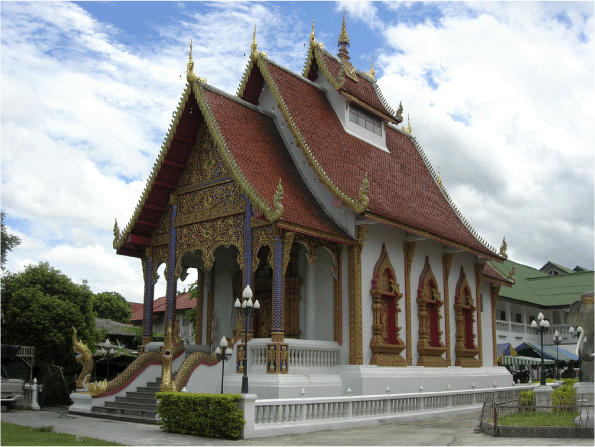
[478,400,593,436]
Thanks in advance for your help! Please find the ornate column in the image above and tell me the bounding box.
[348,225,367,364]
[490,285,500,366]
[442,253,453,365]
[474,262,484,365]
[241,197,254,341]
[266,233,290,374]
[142,249,154,346]
[194,269,204,345]
[403,241,416,366]
[165,198,178,324]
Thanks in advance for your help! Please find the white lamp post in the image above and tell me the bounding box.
[234,285,260,393]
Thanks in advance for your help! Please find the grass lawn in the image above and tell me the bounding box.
[497,409,579,427]
[1,422,124,446]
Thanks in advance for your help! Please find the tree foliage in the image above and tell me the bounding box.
[1,212,21,269]
[93,291,131,323]
[0,262,96,375]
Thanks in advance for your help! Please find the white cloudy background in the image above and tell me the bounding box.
[2,1,593,302]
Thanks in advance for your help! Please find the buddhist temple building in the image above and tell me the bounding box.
[103,18,514,400]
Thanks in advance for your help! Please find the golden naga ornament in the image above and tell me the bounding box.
[160,321,177,392]
[72,327,94,392]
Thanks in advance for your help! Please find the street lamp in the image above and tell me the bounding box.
[552,329,562,380]
[98,338,116,380]
[215,336,233,394]
[530,313,550,386]
[569,326,583,381]
[234,285,260,394]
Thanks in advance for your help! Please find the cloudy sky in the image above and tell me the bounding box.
[2,1,593,302]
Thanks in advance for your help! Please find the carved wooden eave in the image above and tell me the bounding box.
[237,49,370,214]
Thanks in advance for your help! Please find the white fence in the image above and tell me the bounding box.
[241,384,533,438]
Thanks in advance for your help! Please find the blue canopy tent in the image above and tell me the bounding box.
[514,342,578,363]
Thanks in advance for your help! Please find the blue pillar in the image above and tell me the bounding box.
[271,236,285,342]
[166,204,177,323]
[142,255,154,344]
[242,197,254,335]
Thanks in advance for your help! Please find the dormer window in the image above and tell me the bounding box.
[349,103,382,136]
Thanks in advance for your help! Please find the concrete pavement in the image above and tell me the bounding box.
[1,406,592,446]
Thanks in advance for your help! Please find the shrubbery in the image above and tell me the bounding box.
[519,389,535,406]
[156,392,245,439]
[552,378,576,409]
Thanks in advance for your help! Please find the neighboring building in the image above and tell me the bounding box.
[129,293,195,342]
[493,259,594,348]
[110,19,514,397]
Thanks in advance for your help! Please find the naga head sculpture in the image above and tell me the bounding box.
[569,292,594,382]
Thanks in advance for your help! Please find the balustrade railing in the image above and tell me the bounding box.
[510,323,525,333]
[496,321,509,331]
[251,385,532,426]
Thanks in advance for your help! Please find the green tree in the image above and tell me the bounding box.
[1,212,21,269]
[0,262,96,375]
[93,291,131,323]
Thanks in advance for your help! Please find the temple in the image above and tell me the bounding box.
[106,19,513,400]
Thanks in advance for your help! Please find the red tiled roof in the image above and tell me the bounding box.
[129,293,195,322]
[263,59,496,257]
[316,49,395,120]
[202,87,349,240]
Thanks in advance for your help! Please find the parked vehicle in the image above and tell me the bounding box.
[1,367,24,410]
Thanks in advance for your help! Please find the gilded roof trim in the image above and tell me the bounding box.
[192,82,282,223]
[256,53,370,213]
[387,123,499,258]
[113,85,193,250]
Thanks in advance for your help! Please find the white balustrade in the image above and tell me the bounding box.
[251,385,532,427]
[510,323,525,333]
[496,321,509,331]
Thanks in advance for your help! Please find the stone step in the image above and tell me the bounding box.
[116,395,156,405]
[104,401,157,412]
[92,405,157,419]
[134,386,160,394]
[84,407,158,425]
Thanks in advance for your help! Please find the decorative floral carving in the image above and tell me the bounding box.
[403,241,416,365]
[348,225,367,364]
[177,131,228,188]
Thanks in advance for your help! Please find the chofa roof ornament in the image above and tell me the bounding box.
[186,39,206,84]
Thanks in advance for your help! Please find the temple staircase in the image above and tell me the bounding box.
[89,378,161,424]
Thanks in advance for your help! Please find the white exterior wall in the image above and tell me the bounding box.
[340,245,350,365]
[313,246,335,341]
[480,281,494,367]
[360,224,406,365]
[213,247,239,344]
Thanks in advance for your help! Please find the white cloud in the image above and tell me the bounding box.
[376,2,594,269]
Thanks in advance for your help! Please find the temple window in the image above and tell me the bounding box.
[349,103,382,136]
[454,266,480,366]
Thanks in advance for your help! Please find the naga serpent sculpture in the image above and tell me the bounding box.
[72,327,94,391]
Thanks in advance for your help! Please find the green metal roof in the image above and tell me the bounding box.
[490,260,594,307]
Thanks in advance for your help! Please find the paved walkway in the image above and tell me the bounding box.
[1,407,592,446]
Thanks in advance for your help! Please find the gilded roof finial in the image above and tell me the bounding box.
[402,113,412,134]
[310,20,316,43]
[251,25,258,56]
[499,237,508,259]
[396,101,403,121]
[338,10,350,61]
[369,56,375,79]
[436,166,442,187]
[507,266,516,281]
[186,39,197,83]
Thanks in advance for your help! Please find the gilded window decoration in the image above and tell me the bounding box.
[416,256,447,367]
[454,266,480,367]
[370,243,405,366]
